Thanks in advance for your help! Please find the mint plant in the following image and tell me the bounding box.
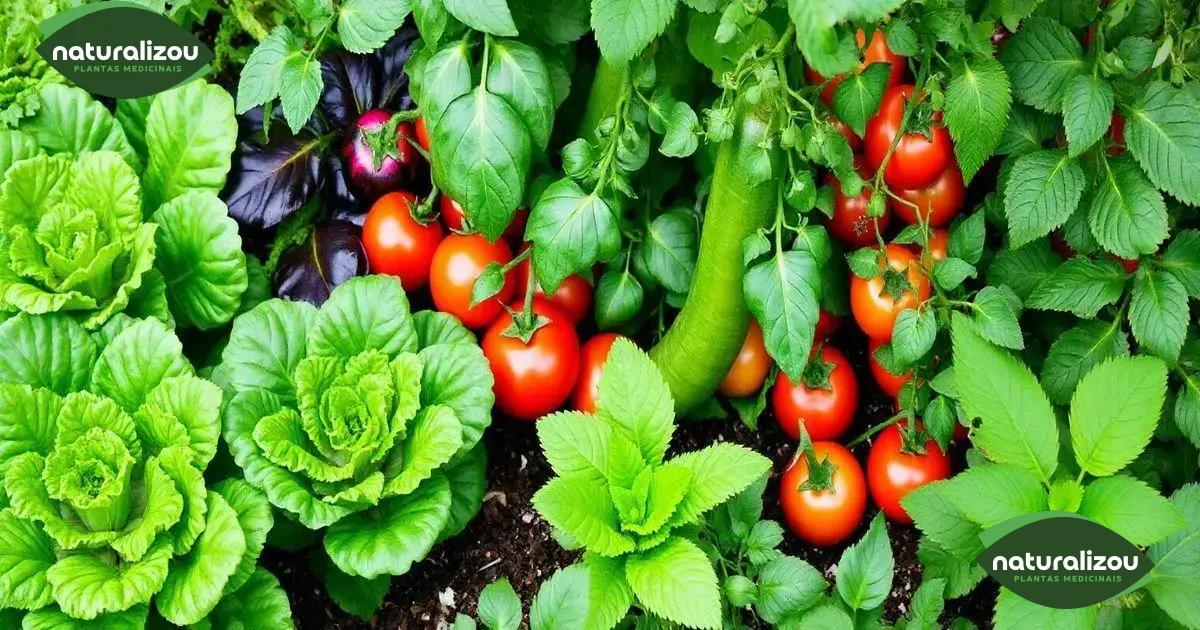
[0,313,290,627]
[902,314,1195,626]
[217,275,494,616]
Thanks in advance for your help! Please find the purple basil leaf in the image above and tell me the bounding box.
[377,25,420,111]
[320,50,381,132]
[272,220,368,305]
[222,131,326,230]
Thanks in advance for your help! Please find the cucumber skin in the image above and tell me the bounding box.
[650,108,777,412]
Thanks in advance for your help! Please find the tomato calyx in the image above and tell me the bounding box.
[796,447,839,494]
[500,305,550,344]
[897,422,931,456]
[801,351,836,390]
[880,267,915,301]
[903,101,938,141]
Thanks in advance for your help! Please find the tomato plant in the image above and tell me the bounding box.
[889,163,964,227]
[515,255,592,325]
[864,85,953,190]
[850,244,931,341]
[483,297,581,421]
[827,172,890,248]
[430,234,515,329]
[772,345,858,441]
[780,441,867,547]
[717,321,772,398]
[362,191,443,290]
[867,423,951,524]
[572,333,624,413]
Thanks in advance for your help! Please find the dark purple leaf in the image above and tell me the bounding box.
[320,50,381,131]
[222,131,326,230]
[378,24,420,111]
[272,220,368,305]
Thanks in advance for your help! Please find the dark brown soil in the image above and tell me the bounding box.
[261,324,995,629]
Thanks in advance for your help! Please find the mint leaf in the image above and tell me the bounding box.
[907,577,947,630]
[536,411,615,482]
[338,0,413,53]
[1070,355,1167,477]
[1004,149,1086,247]
[744,250,822,379]
[1062,74,1113,157]
[971,286,1024,350]
[478,578,522,630]
[1125,81,1200,205]
[666,443,771,525]
[1040,320,1129,405]
[580,555,633,630]
[999,18,1084,113]
[1162,230,1200,299]
[988,239,1061,300]
[952,314,1059,482]
[1080,475,1184,546]
[235,27,297,115]
[942,464,1047,528]
[917,538,986,599]
[1130,268,1189,362]
[948,211,986,265]
[1175,380,1200,449]
[754,555,826,624]
[591,0,678,64]
[279,53,322,134]
[529,565,590,630]
[944,56,1012,182]
[832,62,892,136]
[596,339,675,464]
[532,476,636,556]
[1088,155,1169,258]
[1148,485,1200,628]
[1026,257,1127,318]
[892,308,937,364]
[932,258,977,291]
[994,588,1097,627]
[625,537,720,629]
[443,0,517,36]
[997,104,1059,156]
[835,513,893,611]
[902,482,985,559]
[528,178,620,292]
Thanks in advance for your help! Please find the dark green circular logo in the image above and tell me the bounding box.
[36,1,213,99]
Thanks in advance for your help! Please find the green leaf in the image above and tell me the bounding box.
[638,210,697,294]
[835,513,893,611]
[23,84,139,169]
[1026,258,1127,318]
[278,53,323,134]
[832,62,891,137]
[892,308,937,364]
[221,300,317,402]
[917,538,985,599]
[1040,320,1129,405]
[438,444,488,542]
[529,564,591,630]
[944,56,1012,182]
[422,40,474,127]
[999,18,1084,113]
[1088,155,1169,258]
[478,578,522,630]
[207,568,294,629]
[743,249,822,379]
[212,479,273,595]
[933,258,978,291]
[22,605,149,629]
[594,270,644,330]
[235,27,297,114]
[143,82,238,209]
[660,101,700,158]
[788,602,854,629]
[578,555,633,630]
[1080,475,1184,546]
[0,154,70,229]
[1125,82,1200,205]
[1148,484,1200,628]
[528,178,620,292]
[952,314,1058,482]
[91,318,193,412]
[157,492,247,626]
[971,286,1024,350]
[487,40,555,150]
[0,507,55,610]
[419,343,494,462]
[997,104,1059,156]
[907,577,947,630]
[1161,230,1200,299]
[1062,74,1113,157]
[994,588,1097,628]
[941,464,1047,527]
[47,539,172,619]
[0,385,60,478]
[383,405,462,496]
[625,537,721,629]
[537,411,619,482]
[308,276,417,359]
[318,553,389,620]
[595,339,674,464]
[987,239,1061,300]
[338,0,413,53]
[0,313,97,396]
[753,555,825,624]
[1003,149,1086,247]
[1070,355,1167,477]
[443,0,517,36]
[1129,268,1189,362]
[325,473,452,578]
[666,443,770,525]
[591,0,677,64]
[152,191,248,329]
[532,476,636,556]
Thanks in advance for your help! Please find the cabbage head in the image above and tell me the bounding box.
[218,275,493,590]
[0,313,291,628]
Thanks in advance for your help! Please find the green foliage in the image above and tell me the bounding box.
[0,313,289,625]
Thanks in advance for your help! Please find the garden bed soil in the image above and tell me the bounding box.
[265,326,996,628]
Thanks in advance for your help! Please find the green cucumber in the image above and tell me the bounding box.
[650,106,778,411]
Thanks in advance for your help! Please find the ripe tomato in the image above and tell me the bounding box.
[772,345,858,441]
[504,209,529,244]
[416,117,431,152]
[515,254,592,325]
[1108,114,1126,156]
[362,191,443,290]
[806,30,905,106]
[483,298,581,421]
[814,309,842,341]
[867,423,951,524]
[850,244,931,341]
[864,85,952,190]
[889,163,964,227]
[572,333,624,413]
[867,338,912,398]
[440,195,467,231]
[429,233,515,329]
[829,116,862,152]
[718,321,772,398]
[780,442,867,547]
[827,173,890,248]
[925,229,949,261]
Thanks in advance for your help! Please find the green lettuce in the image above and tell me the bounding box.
[0,0,70,128]
[0,312,292,627]
[0,81,246,331]
[218,275,493,613]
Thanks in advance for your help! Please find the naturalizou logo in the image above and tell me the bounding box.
[36,1,213,99]
[977,512,1153,609]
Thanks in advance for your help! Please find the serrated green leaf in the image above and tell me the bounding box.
[917,538,985,599]
[1161,230,1200,299]
[533,476,636,557]
[1062,74,1113,157]
[743,249,821,379]
[892,308,937,364]
[625,537,721,629]
[754,555,825,623]
[528,178,620,292]
[1125,81,1200,205]
[942,464,1047,528]
[1088,155,1169,258]
[443,0,517,35]
[1147,484,1200,628]
[278,53,322,134]
[1004,149,1086,247]
[478,578,522,630]
[1130,269,1189,362]
[971,286,1024,350]
[1080,475,1183,546]
[530,564,591,630]
[487,39,555,150]
[832,62,891,137]
[944,56,1012,182]
[999,18,1084,113]
[666,443,771,526]
[1040,320,1129,404]
[835,513,893,611]
[1070,355,1167,477]
[994,587,1097,628]
[1026,258,1127,318]
[591,0,678,64]
[338,0,413,53]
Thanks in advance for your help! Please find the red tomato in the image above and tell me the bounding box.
[1052,232,1139,272]
[416,117,431,152]
[362,191,444,290]
[868,337,912,398]
[504,209,529,244]
[864,85,953,190]
[827,173,890,248]
[1108,114,1126,156]
[718,321,773,398]
[1118,256,1140,274]
[483,298,581,421]
[440,195,467,231]
[850,244,932,341]
[925,229,949,261]
[572,333,624,413]
[830,116,863,152]
[889,163,964,227]
[780,442,867,546]
[515,255,592,325]
[806,30,906,106]
[429,234,515,329]
[814,309,842,341]
[867,423,951,524]
[772,345,859,441]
